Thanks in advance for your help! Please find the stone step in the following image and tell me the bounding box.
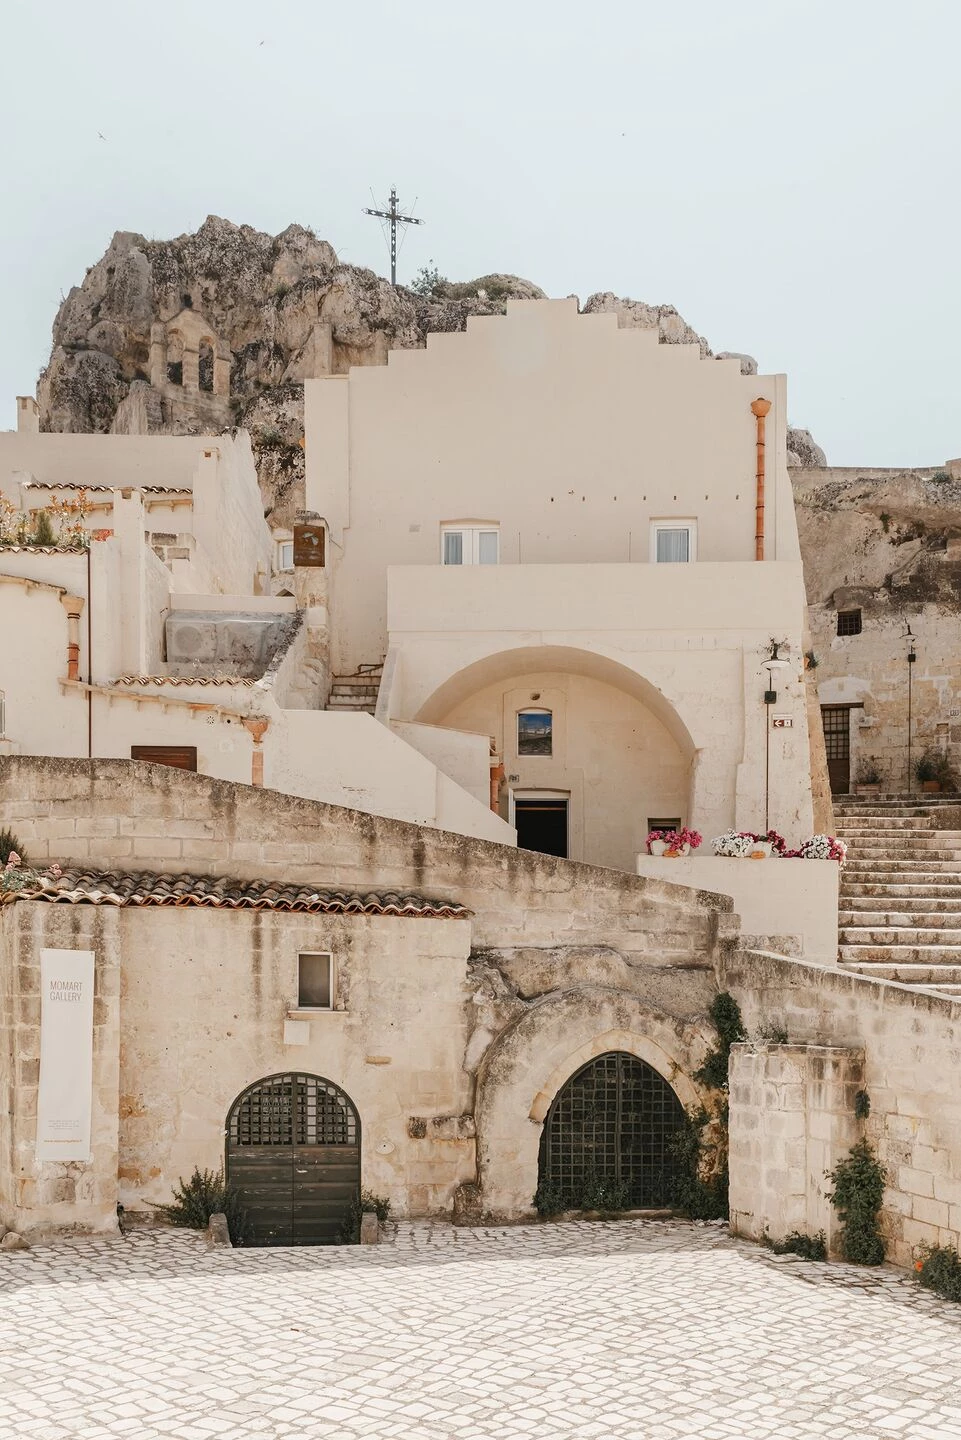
[839,909,961,928]
[841,883,961,900]
[840,926,961,947]
[842,860,961,873]
[839,944,961,965]
[840,845,961,860]
[840,893,961,911]
[330,680,381,692]
[834,818,942,831]
[839,961,961,986]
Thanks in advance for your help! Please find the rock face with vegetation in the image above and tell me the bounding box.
[36,215,825,525]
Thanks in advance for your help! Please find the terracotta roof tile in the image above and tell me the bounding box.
[22,481,190,495]
[112,675,258,688]
[14,868,469,919]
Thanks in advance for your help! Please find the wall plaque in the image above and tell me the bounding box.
[293,524,326,567]
[37,950,95,1163]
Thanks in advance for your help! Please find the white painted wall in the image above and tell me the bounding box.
[635,854,839,963]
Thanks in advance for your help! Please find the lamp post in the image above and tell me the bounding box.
[763,639,791,831]
[906,626,916,795]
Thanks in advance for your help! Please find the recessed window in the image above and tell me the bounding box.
[130,745,197,771]
[276,539,294,570]
[837,609,862,636]
[648,817,681,834]
[651,521,696,563]
[441,524,499,565]
[298,953,332,1010]
[518,709,553,756]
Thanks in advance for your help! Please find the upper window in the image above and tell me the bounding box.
[651,520,696,563]
[130,745,197,771]
[837,609,862,636]
[518,709,553,757]
[298,953,332,1010]
[441,524,499,566]
[276,539,294,571]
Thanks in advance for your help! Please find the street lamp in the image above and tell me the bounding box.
[906,625,916,795]
[763,640,791,829]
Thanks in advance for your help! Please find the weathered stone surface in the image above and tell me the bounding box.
[787,427,828,469]
[0,1231,30,1252]
[205,1213,232,1248]
[451,1181,485,1227]
[359,1211,380,1245]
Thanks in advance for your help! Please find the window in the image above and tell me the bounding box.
[647,817,681,834]
[518,709,553,756]
[276,539,294,570]
[441,524,499,565]
[837,609,862,636]
[650,521,696,563]
[298,953,332,1010]
[130,745,197,771]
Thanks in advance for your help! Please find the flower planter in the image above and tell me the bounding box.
[744,841,773,859]
[922,780,942,793]
[648,840,668,856]
[856,784,881,797]
[664,844,691,858]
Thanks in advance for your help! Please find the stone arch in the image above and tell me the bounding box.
[474,987,708,1217]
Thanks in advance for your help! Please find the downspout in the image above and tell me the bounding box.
[59,595,85,680]
[751,397,772,561]
[86,544,93,757]
[242,717,270,787]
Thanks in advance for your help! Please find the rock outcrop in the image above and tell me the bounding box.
[36,215,825,523]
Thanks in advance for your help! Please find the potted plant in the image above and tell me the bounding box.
[797,835,848,864]
[855,757,883,797]
[710,831,753,858]
[647,826,702,857]
[915,749,956,793]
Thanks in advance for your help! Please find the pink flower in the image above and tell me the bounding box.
[4,852,20,868]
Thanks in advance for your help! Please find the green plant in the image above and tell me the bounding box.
[854,1089,871,1120]
[768,1229,828,1260]
[0,829,26,867]
[532,1182,567,1217]
[804,650,818,670]
[340,1188,392,1242]
[856,758,883,786]
[532,1171,631,1217]
[915,748,956,788]
[694,993,746,1090]
[932,470,953,483]
[756,1023,789,1045]
[826,1139,886,1265]
[669,1108,729,1220]
[30,510,57,547]
[155,1167,251,1245]
[273,281,291,301]
[880,512,891,533]
[915,1244,961,1302]
[409,261,447,296]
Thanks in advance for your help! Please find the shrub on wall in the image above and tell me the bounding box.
[826,1140,886,1265]
[915,1245,961,1302]
[156,1167,251,1246]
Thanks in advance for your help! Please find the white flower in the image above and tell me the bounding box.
[710,831,753,858]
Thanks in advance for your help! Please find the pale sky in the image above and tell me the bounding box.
[3,0,959,464]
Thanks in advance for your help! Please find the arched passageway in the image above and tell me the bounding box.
[226,1073,360,1246]
[537,1051,686,1210]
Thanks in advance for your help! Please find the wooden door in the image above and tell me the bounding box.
[821,706,852,794]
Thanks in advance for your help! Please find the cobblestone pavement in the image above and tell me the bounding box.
[2,1219,961,1440]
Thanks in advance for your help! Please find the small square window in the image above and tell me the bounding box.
[276,540,294,570]
[837,610,862,636]
[441,525,499,565]
[651,521,696,563]
[298,953,332,1009]
[648,817,681,834]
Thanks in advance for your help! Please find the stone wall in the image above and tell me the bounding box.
[728,1043,863,1252]
[722,949,961,1267]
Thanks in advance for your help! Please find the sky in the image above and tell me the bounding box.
[2,0,959,464]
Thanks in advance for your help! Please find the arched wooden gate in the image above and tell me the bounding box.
[226,1073,360,1246]
[538,1051,686,1209]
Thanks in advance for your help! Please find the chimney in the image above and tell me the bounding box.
[16,396,39,434]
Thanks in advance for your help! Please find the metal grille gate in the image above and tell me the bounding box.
[226,1073,360,1246]
[538,1052,686,1209]
[821,705,852,794]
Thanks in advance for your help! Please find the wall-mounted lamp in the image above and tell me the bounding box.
[763,639,790,831]
[763,639,790,706]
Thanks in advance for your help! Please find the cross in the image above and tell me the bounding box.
[363,188,424,286]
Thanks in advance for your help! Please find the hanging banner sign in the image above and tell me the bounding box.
[37,950,95,1163]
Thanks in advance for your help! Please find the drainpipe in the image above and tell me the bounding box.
[242,717,270,787]
[751,398,772,561]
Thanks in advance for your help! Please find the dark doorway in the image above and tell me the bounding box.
[821,706,852,794]
[538,1051,686,1210]
[226,1073,360,1246]
[514,797,568,858]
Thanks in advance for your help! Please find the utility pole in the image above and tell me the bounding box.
[363,188,424,286]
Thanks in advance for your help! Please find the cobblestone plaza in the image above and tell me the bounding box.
[2,1220,961,1439]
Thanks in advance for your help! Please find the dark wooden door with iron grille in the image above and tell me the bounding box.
[226,1073,360,1246]
[821,705,852,794]
[538,1052,686,1209]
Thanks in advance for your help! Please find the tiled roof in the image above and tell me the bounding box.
[22,481,190,495]
[0,544,81,555]
[112,675,258,688]
[13,869,469,919]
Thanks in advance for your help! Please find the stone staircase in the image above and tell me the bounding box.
[835,796,961,999]
[325,664,383,716]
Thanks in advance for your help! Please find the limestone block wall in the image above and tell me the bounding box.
[0,903,121,1236]
[0,757,734,959]
[728,1043,863,1252]
[722,950,961,1267]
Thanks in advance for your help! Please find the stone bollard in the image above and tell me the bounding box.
[205,1213,232,1248]
[0,1231,30,1253]
[359,1212,380,1245]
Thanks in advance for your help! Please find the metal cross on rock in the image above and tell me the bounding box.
[363,188,424,286]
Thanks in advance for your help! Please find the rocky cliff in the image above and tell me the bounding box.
[37,215,823,525]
